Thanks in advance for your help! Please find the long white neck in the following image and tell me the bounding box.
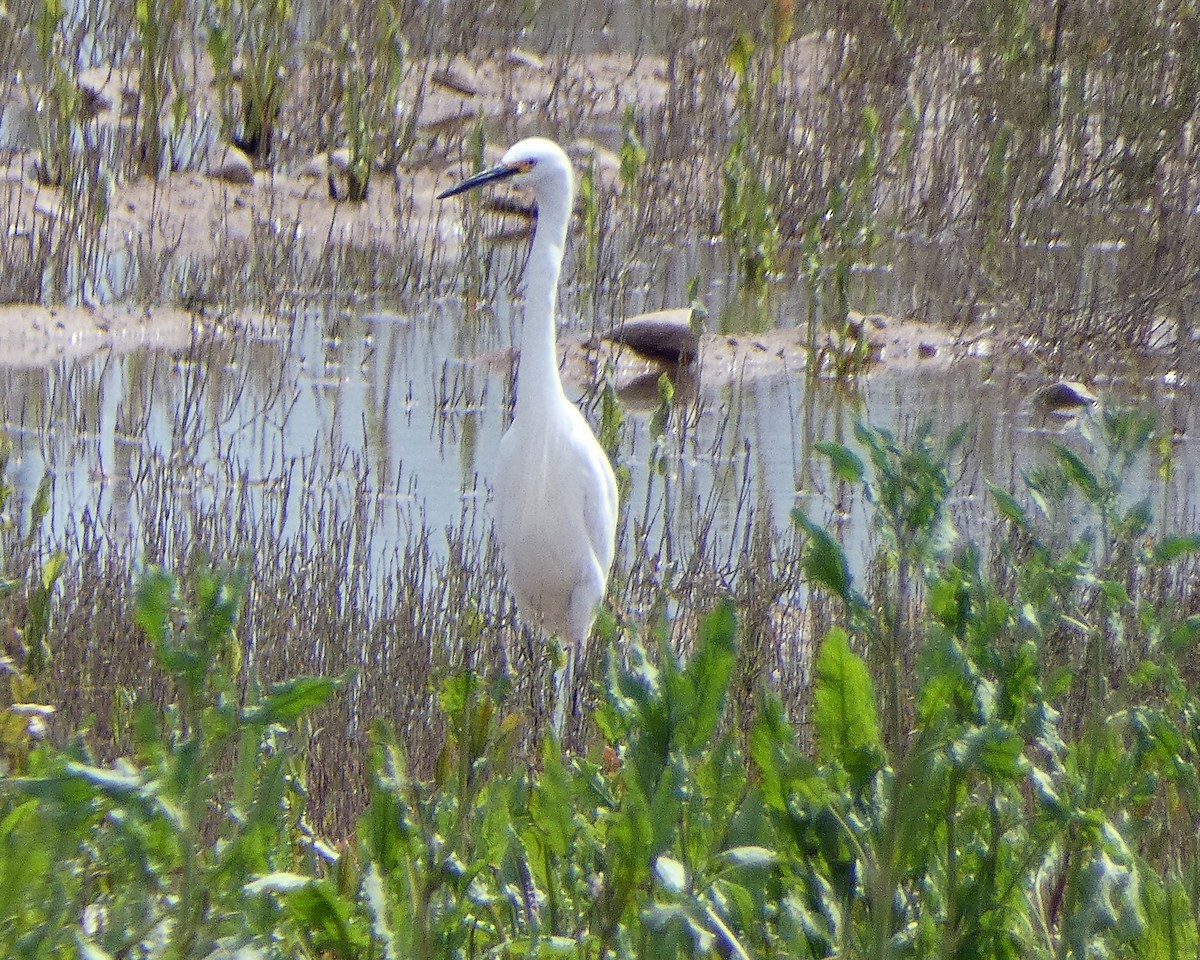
[515,171,573,419]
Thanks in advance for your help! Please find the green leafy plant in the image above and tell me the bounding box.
[2,401,1199,960]
[1,557,342,958]
[800,106,882,377]
[333,2,406,201]
[134,0,185,177]
[207,0,294,165]
[720,33,780,294]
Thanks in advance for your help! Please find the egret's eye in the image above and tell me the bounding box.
[515,159,536,173]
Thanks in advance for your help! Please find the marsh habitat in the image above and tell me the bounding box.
[1,0,1199,957]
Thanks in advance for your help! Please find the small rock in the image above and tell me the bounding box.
[418,101,481,135]
[328,147,351,173]
[296,148,351,181]
[432,66,478,97]
[209,144,254,185]
[1033,380,1097,413]
[608,308,701,366]
[917,342,937,359]
[506,48,546,71]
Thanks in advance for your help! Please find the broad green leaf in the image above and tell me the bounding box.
[1137,871,1200,960]
[284,882,368,955]
[1169,615,1200,651]
[816,441,865,483]
[647,758,685,857]
[682,600,736,751]
[951,724,1024,780]
[531,736,572,857]
[1151,533,1200,564]
[134,566,175,645]
[15,772,97,810]
[29,474,53,527]
[812,628,880,768]
[727,32,755,80]
[243,675,342,726]
[987,482,1027,525]
[39,549,66,590]
[1051,443,1103,503]
[793,511,851,602]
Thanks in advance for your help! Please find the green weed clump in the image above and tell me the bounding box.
[1,405,1198,959]
[720,33,780,296]
[208,0,295,165]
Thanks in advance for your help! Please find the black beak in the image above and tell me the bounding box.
[437,162,523,199]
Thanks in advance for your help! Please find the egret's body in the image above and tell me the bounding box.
[439,138,619,737]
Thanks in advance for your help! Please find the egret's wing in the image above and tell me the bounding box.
[572,435,618,577]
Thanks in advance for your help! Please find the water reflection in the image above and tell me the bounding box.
[0,268,1195,629]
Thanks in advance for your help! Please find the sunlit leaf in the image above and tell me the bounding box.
[1151,534,1200,564]
[718,846,778,870]
[727,32,755,80]
[245,872,313,895]
[362,864,398,960]
[815,441,864,483]
[1029,765,1067,816]
[654,855,687,894]
[793,511,851,602]
[64,761,144,797]
[74,937,113,960]
[812,628,880,769]
[244,675,343,726]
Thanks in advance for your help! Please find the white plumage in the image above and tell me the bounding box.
[439,138,619,737]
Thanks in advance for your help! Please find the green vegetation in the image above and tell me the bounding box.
[207,0,294,166]
[0,0,1194,353]
[1,405,1197,958]
[0,0,1198,953]
[332,1,407,202]
[134,0,185,177]
[720,33,780,295]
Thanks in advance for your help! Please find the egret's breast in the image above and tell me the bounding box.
[492,409,610,635]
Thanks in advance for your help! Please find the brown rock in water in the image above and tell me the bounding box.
[1033,380,1097,413]
[607,308,701,366]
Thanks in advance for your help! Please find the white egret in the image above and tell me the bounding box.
[438,138,619,739]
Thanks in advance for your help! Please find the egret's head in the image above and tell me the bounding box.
[437,137,572,203]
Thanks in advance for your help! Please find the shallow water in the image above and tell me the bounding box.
[1,236,1195,607]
